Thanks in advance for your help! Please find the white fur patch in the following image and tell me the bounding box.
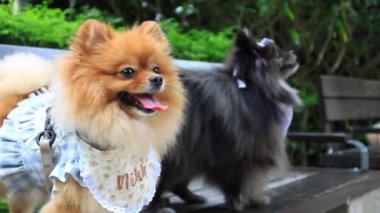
[0,53,55,96]
[279,79,302,106]
[233,67,247,89]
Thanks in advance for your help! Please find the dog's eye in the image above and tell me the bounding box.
[263,46,273,58]
[121,67,136,78]
[153,66,160,74]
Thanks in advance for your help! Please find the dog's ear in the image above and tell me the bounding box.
[235,28,256,52]
[138,21,167,43]
[138,21,171,52]
[71,19,116,54]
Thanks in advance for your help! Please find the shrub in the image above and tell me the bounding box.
[0,3,82,48]
[162,20,233,62]
[0,3,232,62]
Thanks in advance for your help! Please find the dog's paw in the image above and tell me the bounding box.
[148,197,170,208]
[250,195,271,206]
[156,207,176,213]
[173,186,207,204]
[225,195,244,212]
[142,203,175,213]
[182,193,207,204]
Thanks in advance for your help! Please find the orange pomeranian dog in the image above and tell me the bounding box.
[0,20,185,213]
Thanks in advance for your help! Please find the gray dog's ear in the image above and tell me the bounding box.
[235,28,256,52]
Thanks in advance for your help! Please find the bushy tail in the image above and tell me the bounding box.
[0,52,55,96]
[0,53,55,126]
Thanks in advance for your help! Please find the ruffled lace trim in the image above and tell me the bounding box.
[78,146,161,213]
[10,88,54,141]
[0,88,55,194]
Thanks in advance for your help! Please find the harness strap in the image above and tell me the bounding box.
[39,137,54,192]
[36,106,56,193]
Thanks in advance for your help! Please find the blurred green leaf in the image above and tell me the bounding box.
[161,19,233,61]
[284,3,295,21]
[289,28,300,46]
[0,199,8,212]
[258,0,271,17]
[335,19,348,43]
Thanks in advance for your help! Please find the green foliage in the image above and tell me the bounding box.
[0,200,7,213]
[162,20,232,61]
[0,3,126,48]
[0,3,232,62]
[0,4,81,48]
[74,5,124,28]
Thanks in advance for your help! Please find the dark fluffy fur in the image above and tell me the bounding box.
[151,29,301,211]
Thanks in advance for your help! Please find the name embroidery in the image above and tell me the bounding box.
[116,164,147,190]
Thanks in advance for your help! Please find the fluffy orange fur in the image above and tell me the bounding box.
[52,20,185,154]
[1,20,186,213]
[0,94,27,127]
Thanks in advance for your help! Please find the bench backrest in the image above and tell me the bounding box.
[0,44,223,73]
[319,75,380,122]
[3,45,379,124]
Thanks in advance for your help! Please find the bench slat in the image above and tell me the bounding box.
[320,75,380,98]
[168,168,380,213]
[323,98,380,121]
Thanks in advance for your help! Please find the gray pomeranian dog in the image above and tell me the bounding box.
[151,28,302,212]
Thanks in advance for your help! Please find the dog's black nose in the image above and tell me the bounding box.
[149,76,163,88]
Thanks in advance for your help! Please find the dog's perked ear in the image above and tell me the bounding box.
[229,28,258,84]
[137,21,171,54]
[235,28,256,52]
[70,19,117,55]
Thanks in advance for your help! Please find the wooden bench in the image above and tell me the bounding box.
[289,75,380,170]
[2,44,380,213]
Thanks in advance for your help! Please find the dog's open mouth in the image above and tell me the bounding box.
[118,92,168,114]
[281,63,298,71]
[280,51,299,78]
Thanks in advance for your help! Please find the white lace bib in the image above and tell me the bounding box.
[77,137,161,213]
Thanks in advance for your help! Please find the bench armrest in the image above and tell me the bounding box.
[287,132,369,172]
[287,132,348,143]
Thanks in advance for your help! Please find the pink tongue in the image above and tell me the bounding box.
[133,95,168,111]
